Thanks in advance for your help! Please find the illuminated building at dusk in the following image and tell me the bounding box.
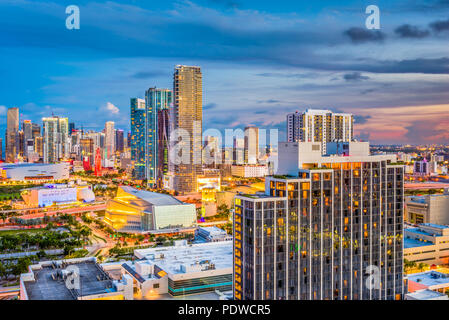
[172,65,203,193]
[130,98,146,180]
[104,186,196,233]
[145,87,172,188]
[287,109,354,154]
[6,107,19,163]
[234,141,404,300]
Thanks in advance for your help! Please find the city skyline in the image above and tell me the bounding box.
[0,0,448,145]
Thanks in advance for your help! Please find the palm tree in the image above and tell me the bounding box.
[418,262,427,272]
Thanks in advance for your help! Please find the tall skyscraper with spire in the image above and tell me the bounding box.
[172,65,203,193]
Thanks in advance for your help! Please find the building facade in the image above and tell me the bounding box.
[404,223,449,265]
[286,109,353,154]
[130,98,146,180]
[172,65,203,193]
[42,116,69,163]
[406,191,449,225]
[234,141,404,300]
[6,107,19,163]
[104,186,196,233]
[145,88,172,188]
[244,126,259,165]
[104,121,115,161]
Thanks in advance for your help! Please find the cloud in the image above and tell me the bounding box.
[257,99,281,104]
[204,103,218,110]
[395,24,430,38]
[131,71,166,79]
[343,27,386,43]
[430,18,449,32]
[343,72,370,82]
[103,102,120,115]
[207,0,240,9]
[354,115,371,124]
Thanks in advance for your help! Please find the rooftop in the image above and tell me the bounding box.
[404,237,433,249]
[117,186,184,206]
[133,241,233,276]
[23,260,115,300]
[421,223,448,230]
[407,289,448,300]
[407,271,449,287]
[406,227,435,237]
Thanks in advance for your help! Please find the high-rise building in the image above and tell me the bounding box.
[80,138,94,167]
[233,137,244,165]
[58,117,70,159]
[104,121,115,161]
[130,98,146,180]
[286,109,353,154]
[244,126,259,165]
[42,117,58,163]
[203,135,221,167]
[0,138,2,161]
[145,88,173,188]
[32,123,41,139]
[69,122,75,135]
[115,129,124,154]
[6,107,19,163]
[18,130,24,159]
[172,65,202,193]
[35,136,43,160]
[22,120,33,158]
[234,141,404,300]
[42,116,69,163]
[157,107,170,188]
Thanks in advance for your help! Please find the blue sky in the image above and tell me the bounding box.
[1,0,448,144]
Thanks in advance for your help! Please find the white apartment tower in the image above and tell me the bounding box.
[286,109,354,154]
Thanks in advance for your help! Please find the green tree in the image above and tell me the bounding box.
[418,262,427,272]
[0,261,7,279]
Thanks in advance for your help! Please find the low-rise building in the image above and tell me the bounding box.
[407,270,449,296]
[104,186,197,233]
[20,257,133,300]
[404,223,449,265]
[121,241,232,298]
[231,164,268,178]
[0,163,69,181]
[21,183,95,207]
[405,190,449,225]
[405,289,449,300]
[195,226,232,242]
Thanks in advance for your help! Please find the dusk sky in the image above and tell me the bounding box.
[0,0,448,144]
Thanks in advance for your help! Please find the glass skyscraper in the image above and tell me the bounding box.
[172,65,203,193]
[130,98,146,180]
[145,88,172,188]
